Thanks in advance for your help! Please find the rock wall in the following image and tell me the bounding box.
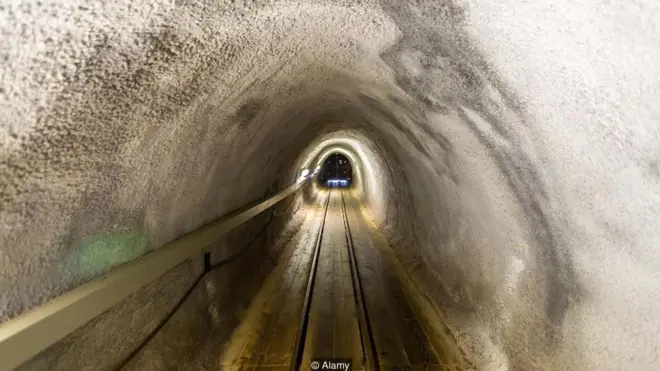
[1,0,659,369]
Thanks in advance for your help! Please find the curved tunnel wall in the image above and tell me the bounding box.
[1,0,660,370]
[294,133,392,223]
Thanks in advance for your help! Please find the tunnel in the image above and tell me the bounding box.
[318,153,353,187]
[1,0,659,370]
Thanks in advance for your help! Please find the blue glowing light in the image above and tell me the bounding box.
[326,179,349,187]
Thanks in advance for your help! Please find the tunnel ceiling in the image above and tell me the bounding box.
[2,0,660,370]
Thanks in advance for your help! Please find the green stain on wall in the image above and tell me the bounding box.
[64,230,150,279]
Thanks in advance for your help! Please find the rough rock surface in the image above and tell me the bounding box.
[1,0,659,370]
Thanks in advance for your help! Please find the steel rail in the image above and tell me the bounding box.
[341,190,380,371]
[290,189,332,371]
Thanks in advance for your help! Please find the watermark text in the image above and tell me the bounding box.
[310,358,352,370]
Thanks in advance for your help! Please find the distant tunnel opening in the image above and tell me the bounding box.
[318,152,353,188]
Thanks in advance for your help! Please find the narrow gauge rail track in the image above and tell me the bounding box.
[289,189,380,371]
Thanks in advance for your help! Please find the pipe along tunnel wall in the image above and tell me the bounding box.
[1,0,659,370]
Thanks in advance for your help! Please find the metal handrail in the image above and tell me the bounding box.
[0,173,316,370]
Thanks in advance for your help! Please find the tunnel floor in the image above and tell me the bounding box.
[211,190,473,371]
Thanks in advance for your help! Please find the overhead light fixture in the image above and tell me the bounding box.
[298,168,309,182]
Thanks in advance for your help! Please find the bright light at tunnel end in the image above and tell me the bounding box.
[326,179,349,187]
